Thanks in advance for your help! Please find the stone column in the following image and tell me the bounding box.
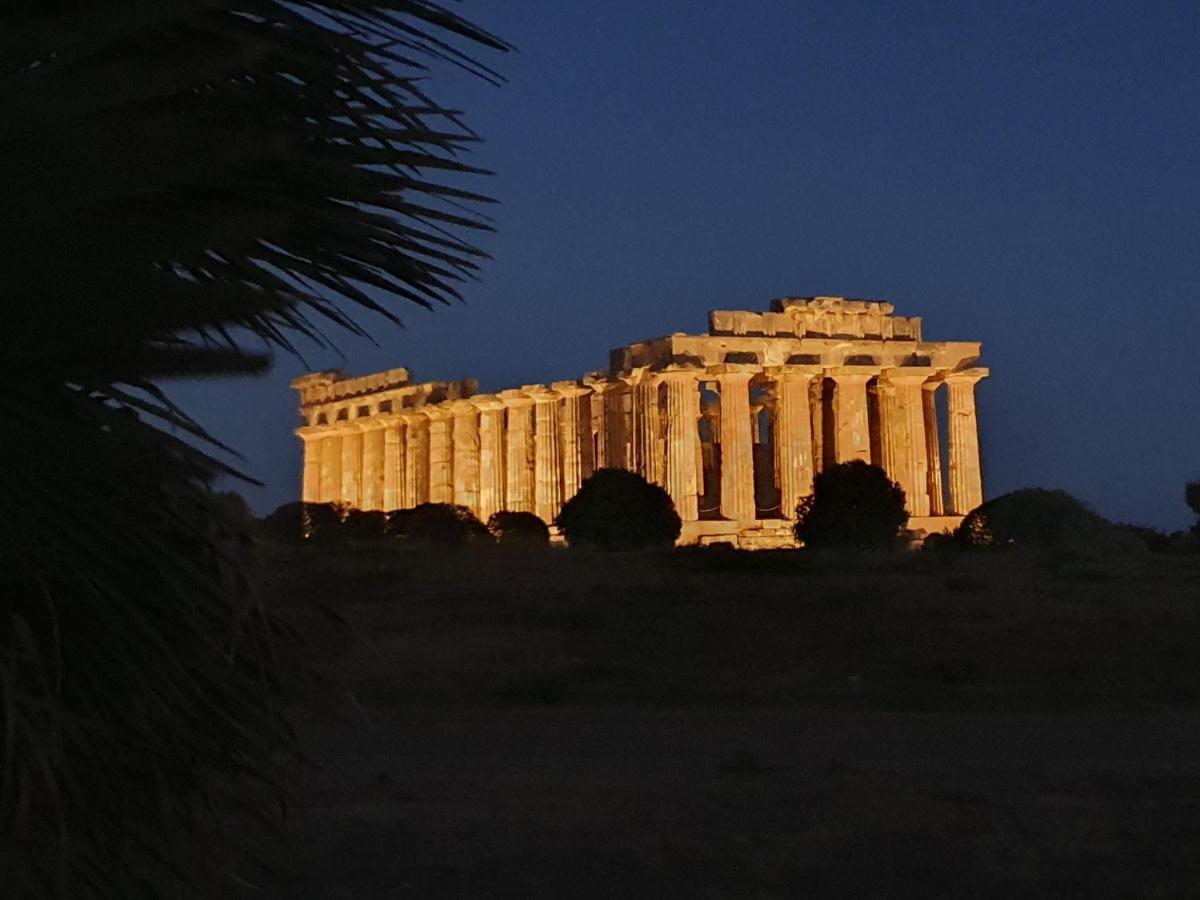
[582,375,617,470]
[383,419,404,510]
[340,426,363,508]
[659,367,702,521]
[879,369,934,517]
[829,367,875,464]
[319,433,342,504]
[528,386,563,523]
[300,433,321,503]
[451,401,481,515]
[361,423,387,511]
[626,368,664,486]
[713,365,757,522]
[404,412,430,506]
[426,407,454,505]
[765,365,819,519]
[945,368,988,514]
[473,396,507,522]
[500,390,535,514]
[554,382,592,502]
[922,383,945,515]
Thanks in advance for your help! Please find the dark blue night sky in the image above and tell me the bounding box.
[168,1,1200,529]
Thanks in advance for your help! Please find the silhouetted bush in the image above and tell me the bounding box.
[1187,481,1200,535]
[793,461,908,550]
[341,509,389,540]
[1117,523,1172,554]
[555,468,681,550]
[487,511,550,546]
[955,489,1145,558]
[260,501,343,542]
[387,502,489,546]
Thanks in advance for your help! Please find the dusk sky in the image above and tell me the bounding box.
[168,1,1200,530]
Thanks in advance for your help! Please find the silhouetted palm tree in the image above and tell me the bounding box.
[0,3,507,895]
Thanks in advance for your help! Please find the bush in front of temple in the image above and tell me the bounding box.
[387,502,490,546]
[487,511,550,546]
[794,461,908,550]
[556,468,681,550]
[261,501,344,542]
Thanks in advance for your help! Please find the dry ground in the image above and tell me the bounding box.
[243,544,1200,898]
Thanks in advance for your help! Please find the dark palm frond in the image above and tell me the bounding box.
[0,3,508,896]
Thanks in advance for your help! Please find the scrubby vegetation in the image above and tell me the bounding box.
[487,511,551,545]
[794,461,908,549]
[555,469,681,550]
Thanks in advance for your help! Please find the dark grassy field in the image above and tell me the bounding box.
[247,544,1200,898]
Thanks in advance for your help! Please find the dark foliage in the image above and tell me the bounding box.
[955,489,1145,558]
[1187,482,1200,535]
[341,509,390,540]
[388,502,489,546]
[1117,523,1173,554]
[0,3,507,896]
[555,469,682,550]
[793,461,908,549]
[261,501,345,542]
[487,510,551,545]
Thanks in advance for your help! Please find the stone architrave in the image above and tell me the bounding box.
[713,364,757,522]
[319,433,342,503]
[922,383,945,515]
[659,366,703,521]
[360,423,387,511]
[451,402,481,515]
[554,381,592,503]
[472,395,506,522]
[425,408,455,505]
[765,365,819,519]
[500,390,535,514]
[829,367,875,464]
[945,368,988,514]
[403,412,430,506]
[383,419,404,511]
[527,386,563,523]
[300,433,321,503]
[340,426,363,507]
[879,368,935,517]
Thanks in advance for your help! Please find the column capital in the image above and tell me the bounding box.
[448,398,479,415]
[708,363,759,380]
[656,364,704,383]
[523,384,560,402]
[498,388,534,409]
[619,365,656,387]
[939,366,989,385]
[582,372,619,391]
[551,380,592,398]
[879,366,937,387]
[826,365,878,383]
[469,393,506,412]
[422,405,454,422]
[762,364,822,382]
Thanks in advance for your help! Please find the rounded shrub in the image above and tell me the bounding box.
[793,460,908,549]
[341,508,389,540]
[260,501,343,542]
[386,502,489,546]
[955,488,1145,558]
[487,510,550,546]
[555,468,681,550]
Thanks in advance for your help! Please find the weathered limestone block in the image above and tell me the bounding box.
[425,408,454,505]
[713,365,757,522]
[361,423,387,511]
[319,433,342,504]
[300,434,321,503]
[945,368,988,514]
[500,390,535,514]
[829,368,873,464]
[554,381,592,502]
[472,396,506,523]
[340,427,363,508]
[404,412,431,506]
[383,420,404,510]
[765,365,818,519]
[527,387,563,523]
[451,401,481,516]
[659,367,702,521]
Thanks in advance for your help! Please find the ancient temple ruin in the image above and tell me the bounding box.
[292,297,988,546]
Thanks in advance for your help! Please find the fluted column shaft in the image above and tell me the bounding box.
[555,384,591,502]
[830,371,873,464]
[630,372,664,486]
[661,370,702,521]
[769,368,817,519]
[361,424,386,511]
[301,436,321,503]
[404,413,430,506]
[426,409,454,505]
[879,371,932,517]
[501,394,535,513]
[452,403,481,515]
[475,399,506,522]
[383,421,404,510]
[946,372,986,514]
[319,434,342,503]
[922,384,945,515]
[531,391,563,522]
[715,368,756,521]
[340,427,363,507]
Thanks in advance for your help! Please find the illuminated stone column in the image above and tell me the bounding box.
[383,419,404,510]
[554,381,592,502]
[404,412,430,506]
[879,369,934,517]
[659,366,702,521]
[713,365,757,522]
[945,368,988,514]
[451,401,481,515]
[319,433,342,503]
[829,367,874,464]
[583,375,614,470]
[922,383,945,515]
[586,376,630,470]
[426,407,455,505]
[361,422,387,511]
[526,387,563,522]
[500,390,535,514]
[626,368,664,486]
[765,365,818,519]
[472,396,506,522]
[300,432,321,503]
[340,426,363,508]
